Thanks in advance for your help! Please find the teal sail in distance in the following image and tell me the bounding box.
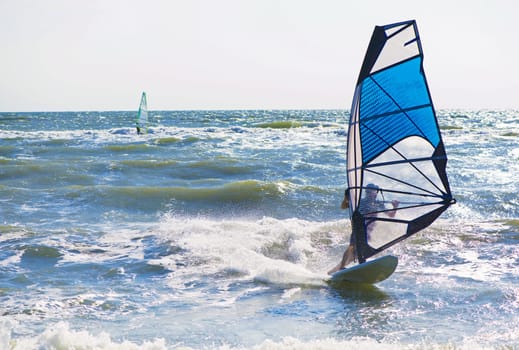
[136,92,148,134]
[347,20,455,263]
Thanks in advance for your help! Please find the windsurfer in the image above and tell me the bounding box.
[328,184,399,275]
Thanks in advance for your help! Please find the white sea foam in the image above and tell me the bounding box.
[222,337,507,350]
[156,215,346,285]
[3,322,510,350]
[3,321,168,350]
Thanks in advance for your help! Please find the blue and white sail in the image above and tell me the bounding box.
[347,20,455,263]
[136,92,148,134]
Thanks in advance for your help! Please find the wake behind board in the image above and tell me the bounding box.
[329,255,398,284]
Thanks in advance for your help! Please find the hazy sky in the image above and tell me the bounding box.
[1,0,518,111]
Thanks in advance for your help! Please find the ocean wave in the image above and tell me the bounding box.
[0,146,17,156]
[109,157,254,178]
[185,158,254,175]
[0,225,26,235]
[21,245,62,259]
[0,160,95,186]
[2,321,167,350]
[62,180,294,210]
[0,114,29,122]
[155,216,349,285]
[440,125,463,130]
[501,131,519,137]
[1,109,517,349]
[118,159,179,168]
[163,180,291,202]
[254,121,304,129]
[3,322,515,349]
[0,158,12,166]
[152,136,182,145]
[252,120,342,129]
[104,143,153,152]
[2,214,517,349]
[504,219,519,227]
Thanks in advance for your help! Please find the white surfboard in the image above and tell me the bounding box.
[328,255,398,284]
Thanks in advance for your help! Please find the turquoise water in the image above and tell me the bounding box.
[0,110,518,349]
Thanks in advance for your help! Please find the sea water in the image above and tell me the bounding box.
[0,109,517,349]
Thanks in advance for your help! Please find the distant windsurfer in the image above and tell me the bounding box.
[136,126,141,135]
[328,184,399,275]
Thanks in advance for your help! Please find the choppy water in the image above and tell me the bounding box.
[0,109,518,349]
